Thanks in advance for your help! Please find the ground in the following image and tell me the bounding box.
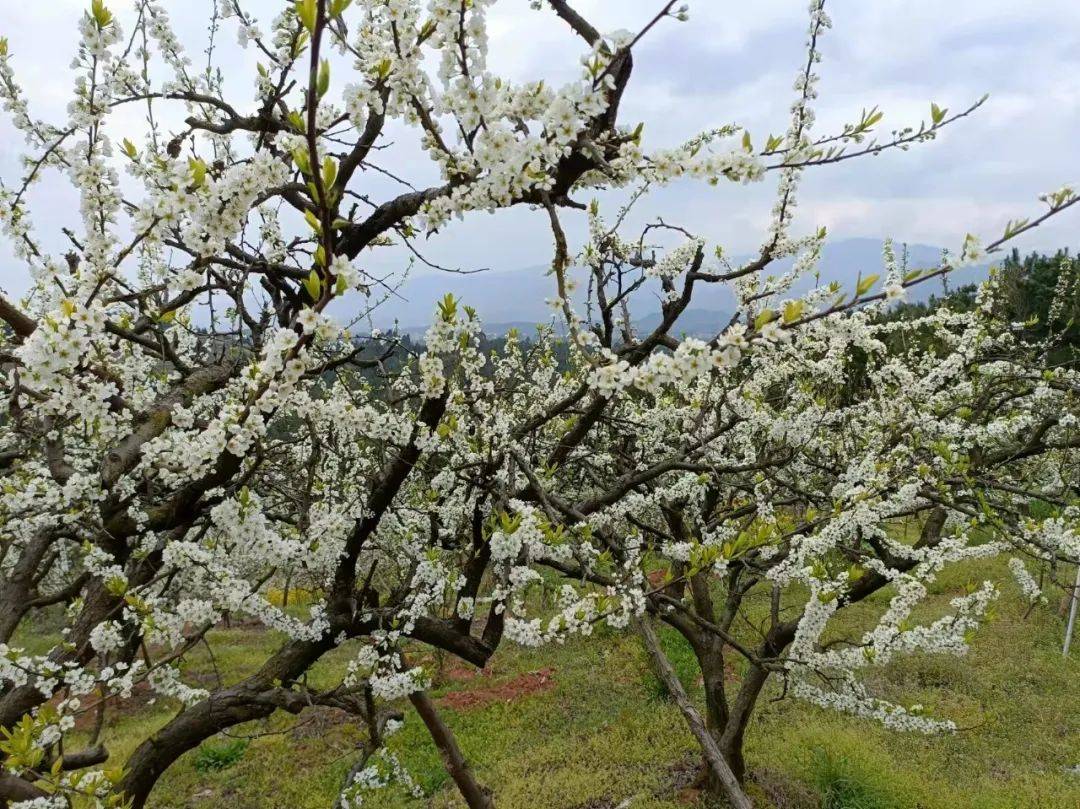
[22,556,1080,808]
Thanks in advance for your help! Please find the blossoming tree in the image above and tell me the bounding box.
[0,1,1076,808]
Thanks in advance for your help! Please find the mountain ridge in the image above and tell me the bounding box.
[333,237,988,336]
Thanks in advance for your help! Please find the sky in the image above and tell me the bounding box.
[0,0,1078,287]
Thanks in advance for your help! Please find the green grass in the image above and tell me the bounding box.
[811,748,897,809]
[193,738,249,773]
[49,557,1080,808]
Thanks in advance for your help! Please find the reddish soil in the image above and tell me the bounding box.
[437,656,489,684]
[676,787,702,805]
[436,667,556,710]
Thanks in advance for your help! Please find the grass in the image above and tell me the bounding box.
[193,739,249,774]
[44,556,1080,808]
[811,748,897,809]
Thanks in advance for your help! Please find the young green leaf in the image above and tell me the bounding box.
[188,158,207,189]
[303,270,322,300]
[330,0,353,18]
[754,308,777,331]
[292,148,311,175]
[317,59,330,98]
[782,300,805,324]
[856,273,880,296]
[294,0,317,32]
[321,156,338,190]
[91,0,113,30]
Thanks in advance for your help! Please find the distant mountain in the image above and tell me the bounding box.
[390,308,737,340]
[769,237,988,300]
[633,308,734,338]
[342,238,987,336]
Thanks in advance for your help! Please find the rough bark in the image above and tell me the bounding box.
[637,618,753,809]
[118,636,332,808]
[409,690,495,809]
[0,531,53,644]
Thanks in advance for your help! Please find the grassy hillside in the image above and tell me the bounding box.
[35,557,1079,808]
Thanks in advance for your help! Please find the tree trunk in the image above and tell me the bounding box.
[0,531,53,644]
[118,636,332,808]
[696,635,747,787]
[409,689,494,809]
[637,618,753,809]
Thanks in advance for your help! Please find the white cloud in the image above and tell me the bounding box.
[0,0,1075,288]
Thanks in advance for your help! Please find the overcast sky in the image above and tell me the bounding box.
[1,0,1078,283]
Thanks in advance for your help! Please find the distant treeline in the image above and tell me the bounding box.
[884,248,1079,360]
[170,249,1077,385]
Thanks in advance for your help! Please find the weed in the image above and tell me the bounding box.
[811,748,893,809]
[193,737,249,773]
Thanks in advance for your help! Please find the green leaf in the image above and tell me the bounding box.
[188,158,207,189]
[292,30,310,58]
[753,308,776,331]
[862,106,883,129]
[304,209,322,234]
[856,273,879,296]
[330,0,353,17]
[303,270,322,300]
[1003,218,1030,240]
[930,102,947,125]
[417,19,437,42]
[292,148,311,175]
[317,59,330,98]
[294,0,317,32]
[122,138,138,159]
[782,300,805,324]
[91,0,113,29]
[321,156,338,190]
[438,293,458,323]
